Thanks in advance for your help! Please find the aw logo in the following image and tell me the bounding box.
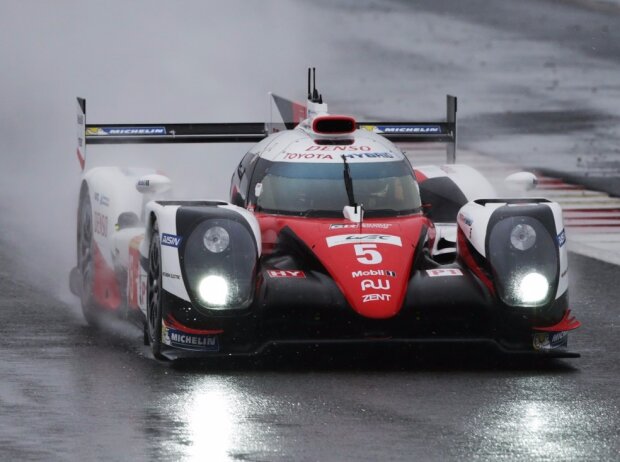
[360,279,391,291]
[161,233,182,248]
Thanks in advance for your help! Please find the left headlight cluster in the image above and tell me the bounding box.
[182,218,256,311]
[488,216,559,307]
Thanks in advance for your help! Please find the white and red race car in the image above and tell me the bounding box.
[70,69,580,360]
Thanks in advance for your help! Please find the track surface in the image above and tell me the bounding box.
[2,0,620,460]
[1,248,619,461]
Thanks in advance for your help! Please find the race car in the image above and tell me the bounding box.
[69,69,580,360]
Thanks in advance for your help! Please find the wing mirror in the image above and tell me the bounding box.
[504,172,538,191]
[136,174,171,195]
[343,204,364,223]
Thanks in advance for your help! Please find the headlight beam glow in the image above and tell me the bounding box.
[198,275,229,306]
[517,272,549,304]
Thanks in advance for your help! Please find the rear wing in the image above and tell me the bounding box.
[76,91,456,170]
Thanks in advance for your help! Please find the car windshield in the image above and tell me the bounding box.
[250,159,421,217]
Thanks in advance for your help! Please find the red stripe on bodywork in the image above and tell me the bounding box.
[92,241,121,311]
[565,215,620,220]
[413,169,428,183]
[77,148,85,170]
[128,235,143,309]
[564,208,620,213]
[456,229,495,295]
[165,315,224,335]
[565,223,620,228]
[534,309,581,332]
[292,102,307,124]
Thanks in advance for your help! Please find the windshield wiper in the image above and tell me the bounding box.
[342,155,356,207]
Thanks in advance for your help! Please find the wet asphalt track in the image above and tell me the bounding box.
[1,245,619,461]
[2,0,620,460]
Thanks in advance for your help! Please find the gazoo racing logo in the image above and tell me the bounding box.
[161,233,182,247]
[326,234,402,247]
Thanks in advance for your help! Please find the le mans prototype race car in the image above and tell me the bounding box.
[70,69,580,360]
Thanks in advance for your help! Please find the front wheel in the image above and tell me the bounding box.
[147,222,165,359]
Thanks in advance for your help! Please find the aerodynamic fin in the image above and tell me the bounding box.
[267,92,307,134]
[266,67,327,133]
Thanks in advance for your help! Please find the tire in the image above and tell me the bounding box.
[147,222,165,359]
[77,187,101,327]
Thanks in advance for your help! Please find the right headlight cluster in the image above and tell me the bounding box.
[488,216,559,307]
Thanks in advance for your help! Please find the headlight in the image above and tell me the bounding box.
[198,275,228,306]
[510,223,536,251]
[488,215,558,307]
[203,226,230,253]
[517,272,549,304]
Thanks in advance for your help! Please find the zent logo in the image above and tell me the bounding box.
[362,294,391,303]
[354,244,382,265]
[360,279,390,291]
[161,233,182,247]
